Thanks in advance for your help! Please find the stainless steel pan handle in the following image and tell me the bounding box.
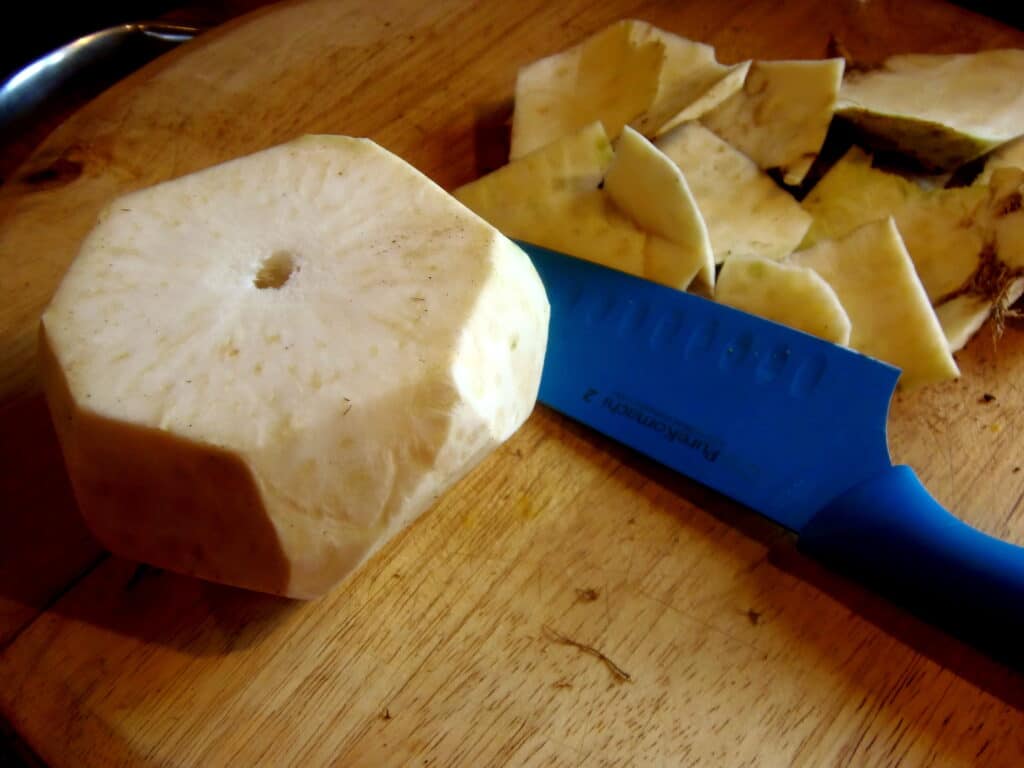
[0,23,200,137]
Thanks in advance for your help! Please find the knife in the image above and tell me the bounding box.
[519,240,1024,666]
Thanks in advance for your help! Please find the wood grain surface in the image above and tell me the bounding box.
[2,0,1024,765]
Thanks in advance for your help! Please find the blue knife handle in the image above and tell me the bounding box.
[799,465,1024,662]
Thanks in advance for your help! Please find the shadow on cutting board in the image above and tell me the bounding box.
[0,392,299,658]
[471,99,513,181]
[0,394,103,648]
[548,412,1024,714]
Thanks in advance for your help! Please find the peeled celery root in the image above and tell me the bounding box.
[627,22,750,137]
[801,147,986,301]
[457,122,710,290]
[604,126,715,292]
[715,255,851,345]
[802,149,1024,349]
[509,21,664,159]
[653,62,751,138]
[790,218,959,388]
[978,136,1024,186]
[657,122,811,263]
[936,283,1024,353]
[455,123,644,276]
[628,23,724,133]
[837,50,1024,171]
[40,136,550,598]
[701,58,845,186]
[509,19,755,159]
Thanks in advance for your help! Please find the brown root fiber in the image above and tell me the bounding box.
[935,242,1024,343]
[541,625,632,683]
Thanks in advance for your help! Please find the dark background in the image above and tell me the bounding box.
[2,1,1022,84]
[0,2,278,182]
[0,2,268,84]
[0,0,1021,181]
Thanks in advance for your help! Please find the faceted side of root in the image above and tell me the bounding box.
[41,135,550,597]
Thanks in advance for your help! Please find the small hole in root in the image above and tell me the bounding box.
[254,251,297,289]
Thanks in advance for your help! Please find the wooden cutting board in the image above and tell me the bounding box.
[3,0,1024,765]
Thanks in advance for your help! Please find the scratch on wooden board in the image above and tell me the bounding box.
[542,625,632,683]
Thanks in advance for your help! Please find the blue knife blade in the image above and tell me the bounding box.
[521,240,1024,665]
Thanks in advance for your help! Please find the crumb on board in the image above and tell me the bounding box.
[575,587,600,603]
